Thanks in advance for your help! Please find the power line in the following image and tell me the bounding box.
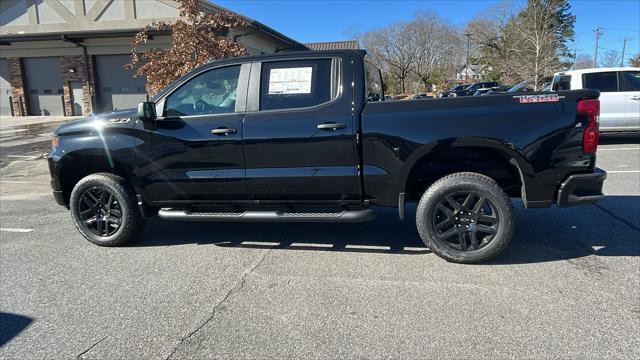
[600,27,640,32]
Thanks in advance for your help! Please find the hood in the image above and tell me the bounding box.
[54,108,137,136]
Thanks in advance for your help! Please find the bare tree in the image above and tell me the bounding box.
[630,53,640,67]
[465,1,522,84]
[574,53,594,69]
[361,22,416,94]
[467,0,575,88]
[409,12,463,91]
[599,49,621,68]
[510,0,566,90]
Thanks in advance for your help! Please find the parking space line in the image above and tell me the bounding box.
[0,180,50,184]
[0,228,34,233]
[606,170,640,173]
[598,147,640,151]
[6,155,42,160]
[0,129,28,134]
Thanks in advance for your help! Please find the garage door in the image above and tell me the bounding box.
[23,57,64,116]
[0,58,11,116]
[95,55,147,113]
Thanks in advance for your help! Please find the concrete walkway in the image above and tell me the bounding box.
[0,116,82,129]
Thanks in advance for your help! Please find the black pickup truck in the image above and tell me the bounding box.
[48,50,606,263]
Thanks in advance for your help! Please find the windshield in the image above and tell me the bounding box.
[507,80,531,93]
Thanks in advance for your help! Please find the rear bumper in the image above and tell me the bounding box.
[556,168,606,207]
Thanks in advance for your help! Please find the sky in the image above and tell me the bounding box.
[214,0,640,65]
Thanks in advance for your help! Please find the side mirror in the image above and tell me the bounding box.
[137,101,156,121]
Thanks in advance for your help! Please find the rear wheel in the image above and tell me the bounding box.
[69,173,145,246]
[416,172,514,264]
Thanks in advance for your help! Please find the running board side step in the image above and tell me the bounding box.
[157,209,376,223]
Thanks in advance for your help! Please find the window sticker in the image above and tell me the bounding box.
[268,67,313,95]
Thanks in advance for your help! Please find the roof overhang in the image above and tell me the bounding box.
[0,0,308,51]
[199,1,307,51]
[0,28,171,44]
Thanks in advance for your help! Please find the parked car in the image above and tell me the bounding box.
[551,67,640,133]
[485,79,552,96]
[411,93,433,100]
[49,50,606,264]
[438,85,465,97]
[473,85,506,96]
[451,81,499,97]
[485,80,534,95]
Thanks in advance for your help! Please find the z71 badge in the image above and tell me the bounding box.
[513,94,564,103]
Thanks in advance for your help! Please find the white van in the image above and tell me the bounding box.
[551,67,640,133]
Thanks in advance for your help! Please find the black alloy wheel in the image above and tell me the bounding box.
[432,191,499,251]
[77,187,123,237]
[69,173,145,246]
[416,172,515,264]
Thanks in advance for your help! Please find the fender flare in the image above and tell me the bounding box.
[397,137,534,201]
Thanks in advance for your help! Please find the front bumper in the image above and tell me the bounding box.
[52,189,66,206]
[48,153,68,208]
[556,168,606,207]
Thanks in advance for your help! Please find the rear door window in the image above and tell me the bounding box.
[621,71,640,91]
[582,72,619,92]
[552,75,571,90]
[364,61,383,102]
[260,59,334,111]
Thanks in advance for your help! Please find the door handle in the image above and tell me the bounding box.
[316,122,346,130]
[211,127,237,135]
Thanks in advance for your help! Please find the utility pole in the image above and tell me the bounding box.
[463,33,471,83]
[621,37,629,67]
[593,27,602,68]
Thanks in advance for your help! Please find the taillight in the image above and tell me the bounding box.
[578,99,599,154]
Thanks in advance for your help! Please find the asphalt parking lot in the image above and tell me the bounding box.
[1,122,639,359]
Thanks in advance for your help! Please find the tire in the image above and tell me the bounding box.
[416,172,514,264]
[69,173,145,246]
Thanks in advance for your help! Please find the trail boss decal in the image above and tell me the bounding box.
[513,94,564,103]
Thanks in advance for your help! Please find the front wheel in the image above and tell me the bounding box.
[416,172,515,264]
[69,173,145,246]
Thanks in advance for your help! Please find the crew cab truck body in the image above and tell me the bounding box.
[49,50,606,263]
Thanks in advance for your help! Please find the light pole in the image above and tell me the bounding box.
[593,27,602,68]
[621,37,629,67]
[463,33,471,83]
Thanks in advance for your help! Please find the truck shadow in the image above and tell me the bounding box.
[131,196,639,264]
[0,312,33,347]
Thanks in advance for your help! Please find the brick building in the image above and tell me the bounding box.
[0,0,307,117]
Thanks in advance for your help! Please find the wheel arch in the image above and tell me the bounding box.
[57,150,134,206]
[399,138,532,203]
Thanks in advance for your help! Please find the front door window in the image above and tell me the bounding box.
[165,65,241,117]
